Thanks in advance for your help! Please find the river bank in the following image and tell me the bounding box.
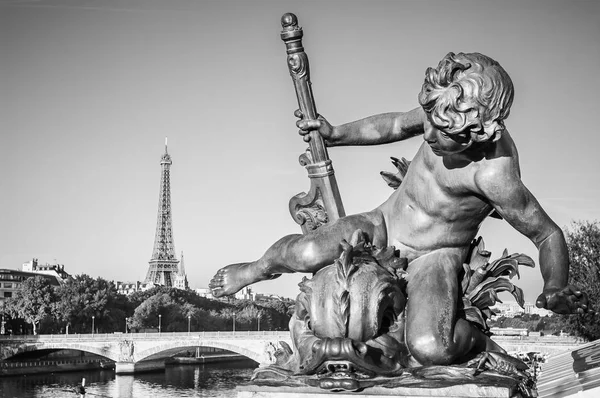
[0,358,115,377]
[0,359,258,398]
[0,351,250,377]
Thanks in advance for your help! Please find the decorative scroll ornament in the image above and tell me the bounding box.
[287,53,308,80]
[290,187,328,233]
[289,148,329,233]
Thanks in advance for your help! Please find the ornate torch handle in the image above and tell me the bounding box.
[280,13,328,163]
[280,13,345,233]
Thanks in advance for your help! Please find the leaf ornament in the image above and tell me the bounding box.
[486,253,535,279]
[463,305,487,330]
[467,237,491,271]
[467,276,526,308]
[333,238,359,338]
[380,157,411,190]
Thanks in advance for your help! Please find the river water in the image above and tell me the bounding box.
[0,360,257,398]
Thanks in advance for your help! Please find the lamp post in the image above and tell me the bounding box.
[91,316,95,335]
[125,317,128,334]
[158,314,162,334]
[187,315,191,334]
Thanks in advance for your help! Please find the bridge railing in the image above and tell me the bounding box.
[0,330,291,342]
[492,335,582,344]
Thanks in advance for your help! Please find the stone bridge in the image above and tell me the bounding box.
[0,331,291,374]
[0,332,580,374]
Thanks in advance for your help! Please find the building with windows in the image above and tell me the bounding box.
[194,286,254,301]
[21,258,70,284]
[195,287,213,299]
[172,252,188,290]
[523,302,553,317]
[0,267,66,307]
[490,301,553,318]
[114,281,157,296]
[193,286,283,302]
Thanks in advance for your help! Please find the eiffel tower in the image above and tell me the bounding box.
[145,138,180,287]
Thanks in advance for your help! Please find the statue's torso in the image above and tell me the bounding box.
[380,141,495,260]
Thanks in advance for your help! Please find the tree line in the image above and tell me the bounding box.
[2,279,294,335]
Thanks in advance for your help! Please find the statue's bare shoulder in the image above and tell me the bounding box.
[472,131,557,242]
[472,131,522,206]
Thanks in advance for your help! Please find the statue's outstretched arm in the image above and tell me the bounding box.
[297,107,425,147]
[330,107,425,147]
[474,159,592,315]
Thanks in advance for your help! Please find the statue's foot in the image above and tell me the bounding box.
[209,262,278,297]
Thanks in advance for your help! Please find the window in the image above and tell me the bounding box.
[3,283,12,289]
[3,292,12,298]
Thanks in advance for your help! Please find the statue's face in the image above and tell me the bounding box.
[423,115,473,156]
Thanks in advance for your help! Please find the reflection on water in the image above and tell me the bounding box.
[0,360,257,398]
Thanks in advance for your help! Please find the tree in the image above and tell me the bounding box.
[129,286,228,313]
[53,274,124,333]
[219,307,236,331]
[258,298,295,330]
[129,293,183,331]
[191,309,226,331]
[562,220,600,340]
[4,276,56,335]
[237,305,263,330]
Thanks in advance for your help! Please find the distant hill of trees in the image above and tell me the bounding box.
[3,279,294,335]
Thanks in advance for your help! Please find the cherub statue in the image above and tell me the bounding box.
[210,51,592,367]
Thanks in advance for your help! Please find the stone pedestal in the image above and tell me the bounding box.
[238,384,516,398]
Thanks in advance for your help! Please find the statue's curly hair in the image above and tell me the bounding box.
[418,52,514,142]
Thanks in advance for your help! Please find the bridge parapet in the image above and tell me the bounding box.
[0,330,290,343]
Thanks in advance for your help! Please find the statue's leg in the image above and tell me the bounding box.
[209,209,387,297]
[404,248,499,365]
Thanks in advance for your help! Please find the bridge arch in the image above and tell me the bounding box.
[1,342,119,362]
[135,340,264,363]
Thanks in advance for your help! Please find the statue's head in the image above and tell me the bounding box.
[418,52,514,144]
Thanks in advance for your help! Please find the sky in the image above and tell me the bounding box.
[1,0,599,303]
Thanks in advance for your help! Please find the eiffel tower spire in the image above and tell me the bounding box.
[145,138,180,287]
